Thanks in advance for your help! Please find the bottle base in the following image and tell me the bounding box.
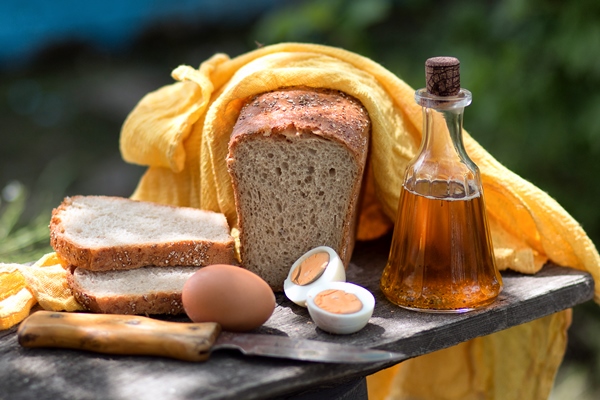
[385,295,500,314]
[397,304,483,314]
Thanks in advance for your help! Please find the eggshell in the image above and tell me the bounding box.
[283,246,346,307]
[182,264,275,332]
[306,282,375,335]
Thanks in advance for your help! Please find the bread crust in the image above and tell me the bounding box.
[50,196,236,271]
[66,267,185,315]
[229,87,370,162]
[227,87,370,291]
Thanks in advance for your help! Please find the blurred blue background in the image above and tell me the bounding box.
[0,1,599,398]
[0,0,278,67]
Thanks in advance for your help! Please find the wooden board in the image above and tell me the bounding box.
[0,235,594,400]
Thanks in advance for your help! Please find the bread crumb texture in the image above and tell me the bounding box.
[69,266,199,315]
[57,196,231,246]
[50,196,236,271]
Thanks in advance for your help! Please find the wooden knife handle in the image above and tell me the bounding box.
[17,311,221,362]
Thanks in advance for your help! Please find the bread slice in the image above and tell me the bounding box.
[67,266,199,314]
[50,196,236,271]
[227,87,370,291]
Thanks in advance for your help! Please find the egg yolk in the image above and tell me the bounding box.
[291,252,329,285]
[314,289,363,314]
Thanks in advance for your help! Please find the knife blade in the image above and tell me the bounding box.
[17,311,404,364]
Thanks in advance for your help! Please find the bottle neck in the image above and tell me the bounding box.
[420,106,470,162]
[405,88,480,199]
[414,88,475,166]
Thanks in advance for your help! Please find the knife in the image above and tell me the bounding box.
[17,311,404,364]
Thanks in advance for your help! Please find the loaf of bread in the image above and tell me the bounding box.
[227,87,370,291]
[67,266,199,315]
[50,195,236,271]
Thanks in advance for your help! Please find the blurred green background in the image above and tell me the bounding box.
[1,0,599,397]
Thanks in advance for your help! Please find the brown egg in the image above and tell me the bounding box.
[182,264,276,332]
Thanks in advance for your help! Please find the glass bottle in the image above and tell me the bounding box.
[380,57,502,313]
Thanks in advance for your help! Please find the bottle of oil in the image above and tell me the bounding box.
[380,57,502,313]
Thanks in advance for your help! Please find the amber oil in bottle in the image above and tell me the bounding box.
[380,57,502,313]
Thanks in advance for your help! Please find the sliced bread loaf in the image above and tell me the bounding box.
[67,266,199,314]
[227,87,370,291]
[50,196,236,271]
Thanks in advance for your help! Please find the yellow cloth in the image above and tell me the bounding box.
[368,310,572,400]
[1,43,598,399]
[0,254,83,329]
[118,43,599,400]
[120,42,600,292]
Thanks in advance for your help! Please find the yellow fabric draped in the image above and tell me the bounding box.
[121,43,599,291]
[0,254,83,330]
[1,42,598,399]
[119,43,599,399]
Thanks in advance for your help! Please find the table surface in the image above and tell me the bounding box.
[0,236,595,400]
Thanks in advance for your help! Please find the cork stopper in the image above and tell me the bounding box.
[425,57,460,96]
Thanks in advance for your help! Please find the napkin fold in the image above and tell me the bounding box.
[0,253,83,330]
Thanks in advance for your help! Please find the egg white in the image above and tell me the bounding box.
[306,281,375,335]
[283,246,346,307]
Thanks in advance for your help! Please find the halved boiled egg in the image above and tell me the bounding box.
[283,246,345,307]
[306,281,375,335]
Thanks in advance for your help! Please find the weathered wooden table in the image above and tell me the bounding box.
[0,235,594,400]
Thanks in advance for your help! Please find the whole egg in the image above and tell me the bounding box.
[182,264,276,332]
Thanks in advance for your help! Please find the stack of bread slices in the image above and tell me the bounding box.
[50,195,236,315]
